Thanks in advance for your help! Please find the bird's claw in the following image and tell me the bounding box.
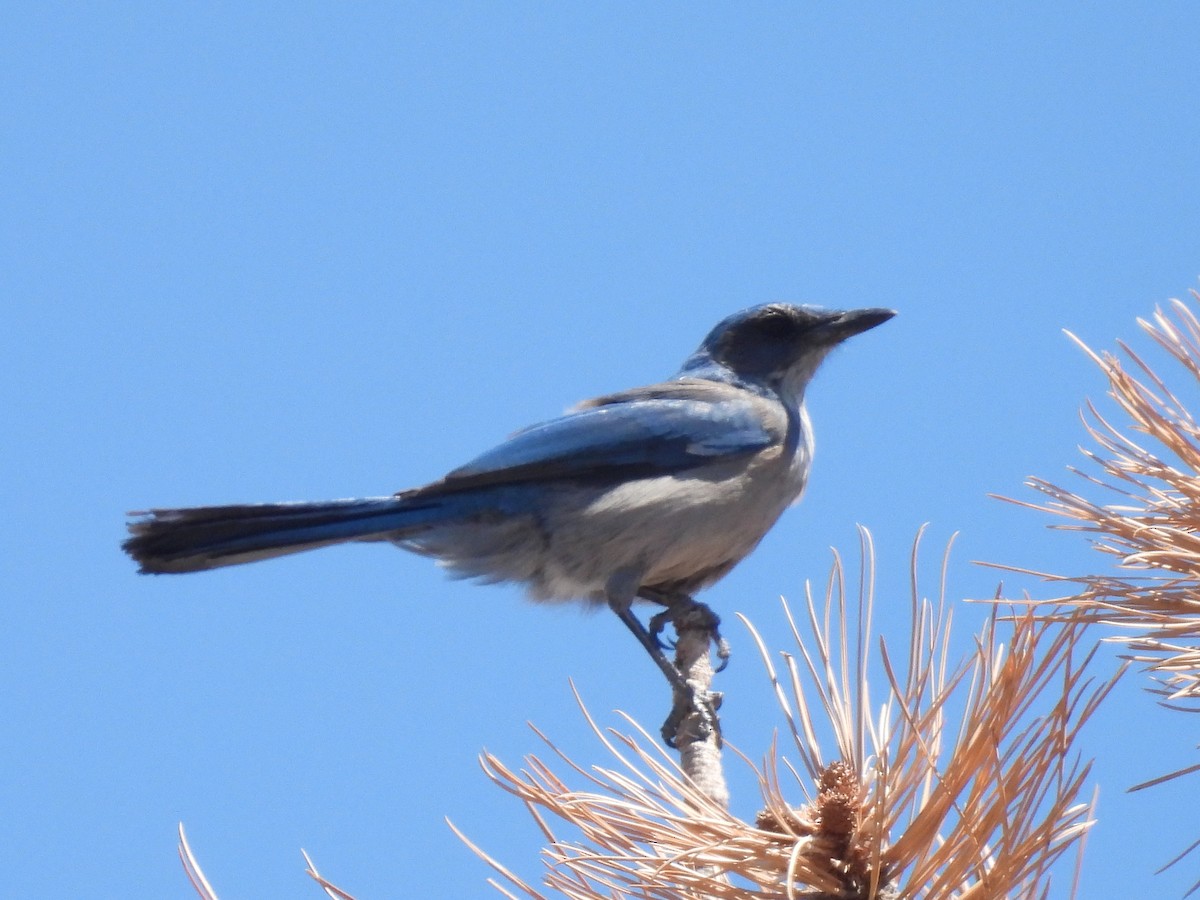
[714,634,732,673]
[662,687,724,749]
[648,609,675,650]
[649,599,731,667]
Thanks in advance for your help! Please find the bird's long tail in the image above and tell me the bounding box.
[123,496,441,574]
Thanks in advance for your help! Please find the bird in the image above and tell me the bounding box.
[124,303,894,743]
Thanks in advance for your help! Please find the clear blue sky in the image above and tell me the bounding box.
[4,5,1199,897]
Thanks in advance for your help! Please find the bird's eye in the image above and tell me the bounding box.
[749,310,797,339]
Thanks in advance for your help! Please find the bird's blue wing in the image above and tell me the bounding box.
[418,392,777,495]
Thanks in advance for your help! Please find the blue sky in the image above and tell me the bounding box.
[4,4,1200,897]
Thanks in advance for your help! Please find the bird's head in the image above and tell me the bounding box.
[679,303,895,403]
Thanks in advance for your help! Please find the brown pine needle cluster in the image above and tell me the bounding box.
[1016,291,1200,710]
[460,530,1108,899]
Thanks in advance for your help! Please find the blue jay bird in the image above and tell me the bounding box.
[124,303,893,743]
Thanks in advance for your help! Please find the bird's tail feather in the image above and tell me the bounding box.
[123,497,439,573]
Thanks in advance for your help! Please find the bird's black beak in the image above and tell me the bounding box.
[820,307,896,343]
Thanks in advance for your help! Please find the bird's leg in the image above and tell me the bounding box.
[605,573,720,747]
[606,579,694,710]
[638,589,726,746]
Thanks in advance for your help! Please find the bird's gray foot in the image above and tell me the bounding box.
[662,683,722,748]
[645,592,731,672]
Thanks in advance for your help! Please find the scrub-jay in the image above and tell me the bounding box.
[124,303,893,741]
